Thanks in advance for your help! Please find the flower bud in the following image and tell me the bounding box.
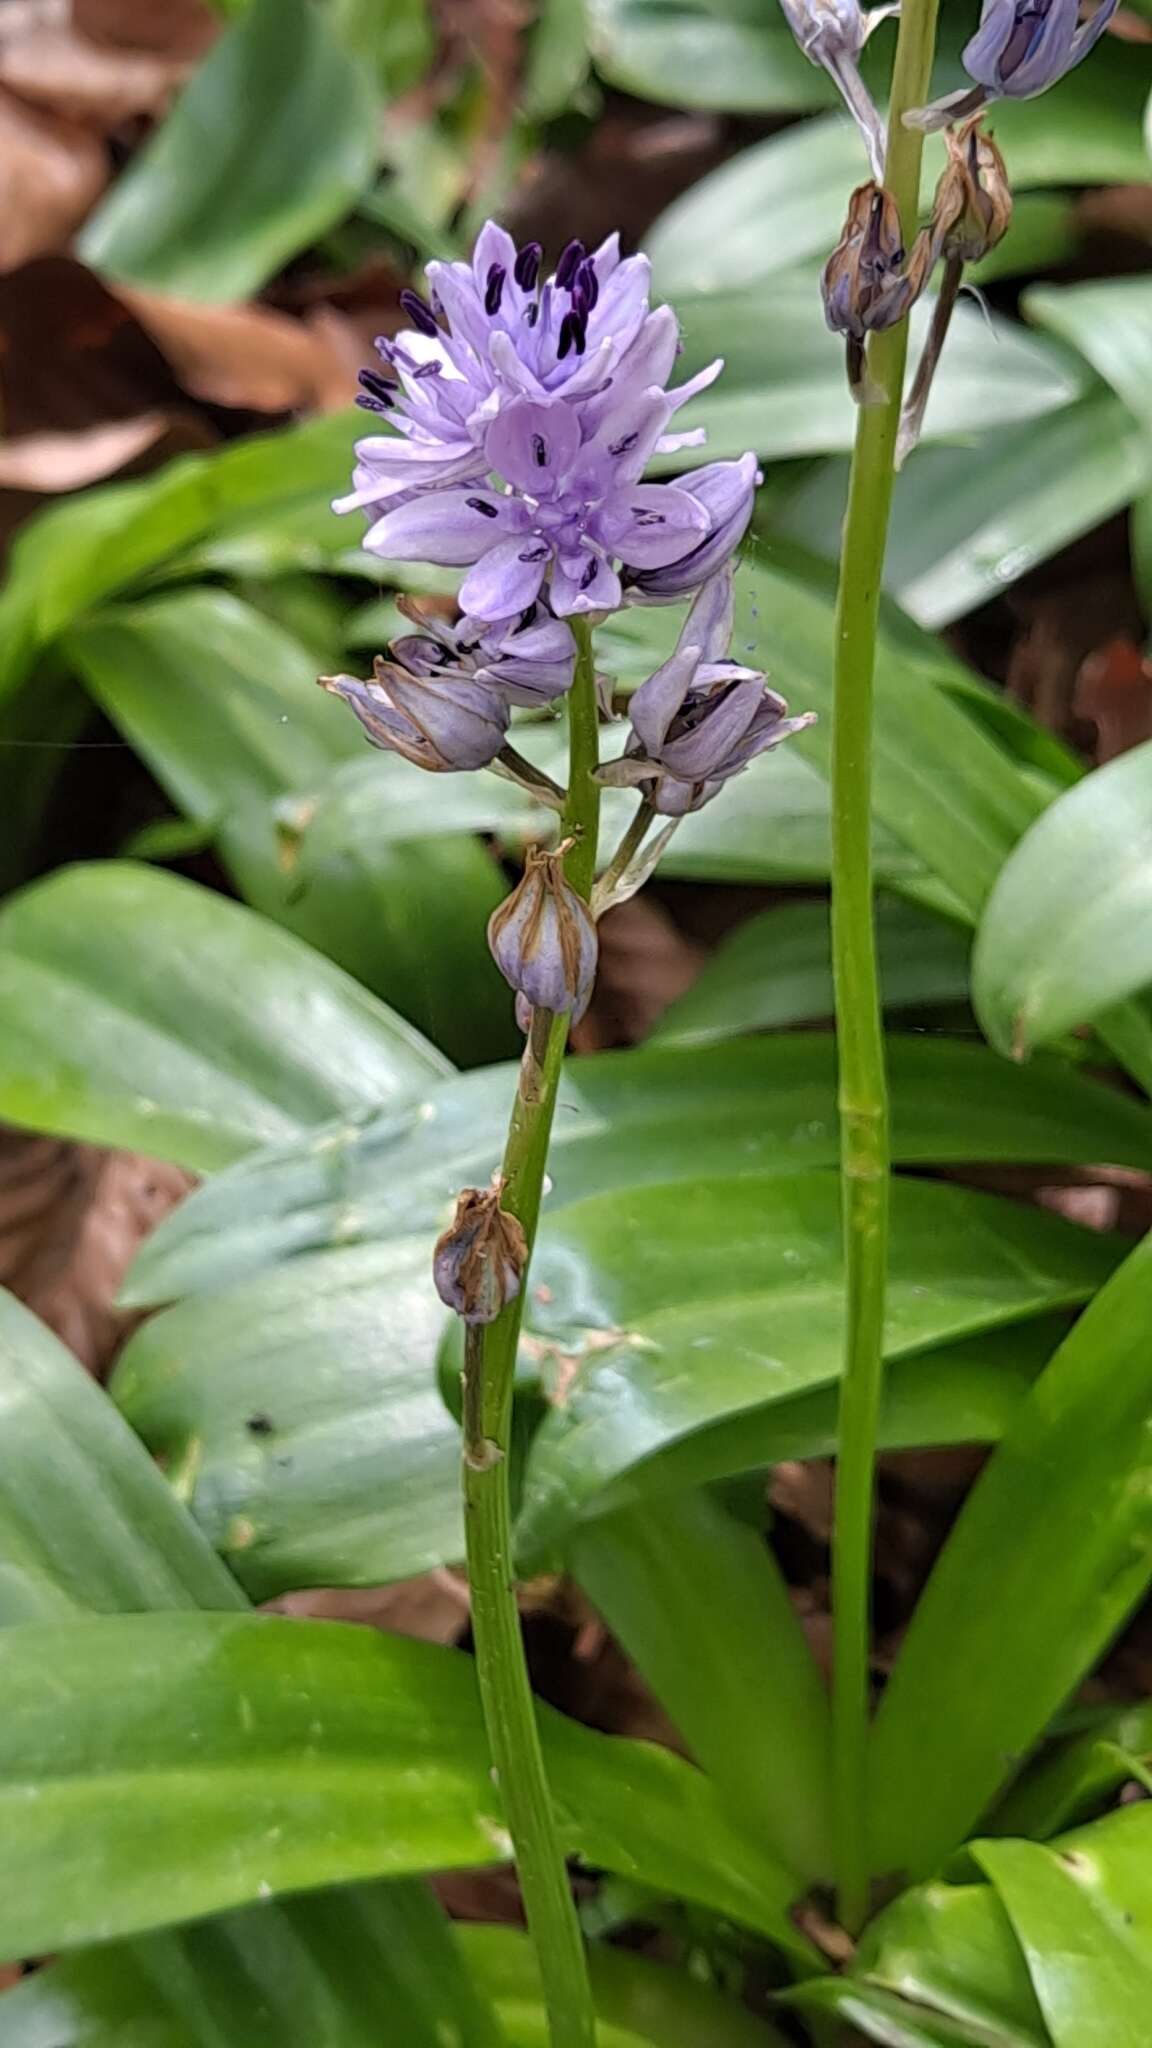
[777,0,894,180]
[433,1184,528,1325]
[822,183,919,342]
[905,0,1119,129]
[929,116,1013,266]
[318,660,508,773]
[488,847,598,1019]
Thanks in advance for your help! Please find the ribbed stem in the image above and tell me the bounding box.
[830,0,941,1935]
[462,620,601,2048]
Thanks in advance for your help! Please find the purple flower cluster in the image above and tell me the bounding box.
[907,0,1119,129]
[335,223,757,623]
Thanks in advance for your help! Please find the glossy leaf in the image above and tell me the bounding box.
[651,895,970,1047]
[977,1816,1152,2047]
[0,1915,784,2048]
[597,1319,1064,1513]
[0,1295,499,2042]
[572,1490,832,1881]
[586,0,824,110]
[0,1612,810,1961]
[0,863,449,1170]
[0,409,354,704]
[114,1238,462,1597]
[124,1034,1152,1304]
[777,388,1152,631]
[870,1229,1152,1881]
[973,739,1152,1058]
[79,0,378,301]
[68,592,515,1065]
[666,276,1082,464]
[1025,275,1152,429]
[514,1172,1116,1563]
[991,1702,1152,1841]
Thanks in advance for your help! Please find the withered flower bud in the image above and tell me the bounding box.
[929,116,1012,267]
[433,1184,528,1325]
[488,847,598,1020]
[822,183,923,399]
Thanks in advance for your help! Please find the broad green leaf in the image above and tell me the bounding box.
[991,1703,1152,1841]
[0,863,450,1170]
[647,118,1089,298]
[652,895,970,1047]
[331,0,434,93]
[977,1819,1152,2047]
[665,276,1082,464]
[0,1915,784,2048]
[114,1238,462,1597]
[776,387,1152,630]
[124,1034,1152,1304]
[0,1612,810,1961]
[514,1172,1117,1562]
[972,740,1152,1058]
[572,1491,833,1881]
[524,0,593,118]
[0,1293,499,2041]
[68,592,515,1064]
[785,1870,1046,2046]
[1025,275,1152,430]
[0,1287,242,1625]
[0,409,354,703]
[870,1229,1152,1882]
[586,0,825,110]
[596,1319,1064,1513]
[79,0,378,301]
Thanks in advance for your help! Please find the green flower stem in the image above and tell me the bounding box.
[830,0,940,1936]
[462,619,601,2048]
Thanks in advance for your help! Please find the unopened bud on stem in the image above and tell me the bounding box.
[488,846,598,1020]
[433,1183,528,1325]
[822,183,928,403]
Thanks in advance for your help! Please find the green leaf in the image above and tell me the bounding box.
[124,1034,1152,1304]
[586,0,825,111]
[1025,275,1152,430]
[663,276,1082,464]
[651,895,971,1048]
[0,863,450,1171]
[0,1914,785,2048]
[67,591,515,1064]
[0,409,355,703]
[0,1612,810,1961]
[977,1818,1152,2047]
[514,1172,1117,1563]
[524,0,592,117]
[870,1229,1152,1882]
[571,1491,833,1882]
[776,387,1152,630]
[972,740,1152,1058]
[991,1703,1152,1841]
[646,117,1090,299]
[114,1238,463,1597]
[330,0,434,94]
[79,0,378,301]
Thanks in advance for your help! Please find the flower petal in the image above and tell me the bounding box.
[459,535,551,619]
[362,488,527,565]
[550,548,622,616]
[594,482,710,567]
[485,395,582,494]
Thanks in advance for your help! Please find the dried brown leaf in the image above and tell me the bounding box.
[0,24,190,128]
[0,411,167,489]
[72,0,219,61]
[0,88,107,270]
[117,285,360,413]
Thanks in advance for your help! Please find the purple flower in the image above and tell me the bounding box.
[623,455,759,603]
[433,1184,527,1325]
[488,847,598,1017]
[390,597,576,706]
[597,568,815,814]
[777,0,897,181]
[319,661,508,772]
[907,0,1118,128]
[335,223,746,624]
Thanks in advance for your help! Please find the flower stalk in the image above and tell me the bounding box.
[828,0,940,1934]
[460,621,601,2048]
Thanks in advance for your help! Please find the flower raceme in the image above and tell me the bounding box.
[335,223,758,622]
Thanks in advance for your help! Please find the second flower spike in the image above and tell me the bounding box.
[488,847,599,1019]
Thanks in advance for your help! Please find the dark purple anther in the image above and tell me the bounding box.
[399,288,439,337]
[466,496,501,518]
[531,432,548,467]
[514,241,542,290]
[574,259,599,311]
[556,311,587,359]
[485,264,506,316]
[555,239,585,290]
[524,301,540,328]
[358,369,396,411]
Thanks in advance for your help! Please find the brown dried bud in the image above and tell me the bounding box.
[822,183,921,343]
[928,115,1013,267]
[433,1184,528,1326]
